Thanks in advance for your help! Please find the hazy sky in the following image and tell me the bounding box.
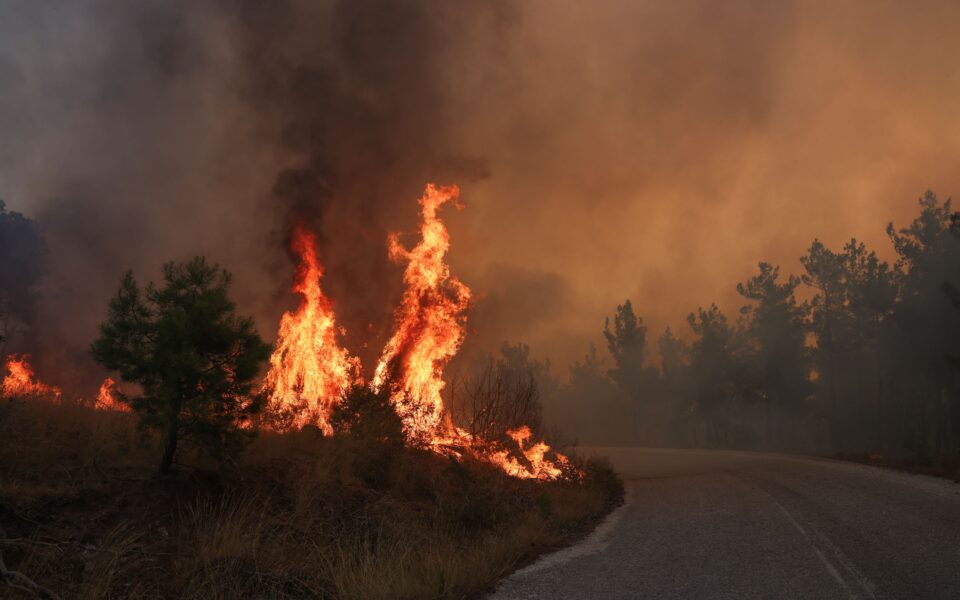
[448,0,960,371]
[1,1,959,386]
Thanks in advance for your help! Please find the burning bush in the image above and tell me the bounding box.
[255,183,576,481]
[330,384,405,447]
[452,352,545,443]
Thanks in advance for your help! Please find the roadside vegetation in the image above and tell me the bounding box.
[0,251,621,599]
[0,386,620,599]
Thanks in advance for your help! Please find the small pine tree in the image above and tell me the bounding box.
[330,384,405,446]
[91,257,271,474]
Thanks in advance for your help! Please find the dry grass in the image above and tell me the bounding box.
[0,398,621,599]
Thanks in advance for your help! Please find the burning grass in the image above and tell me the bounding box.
[2,355,61,400]
[0,397,622,599]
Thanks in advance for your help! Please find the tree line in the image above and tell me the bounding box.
[6,191,960,470]
[550,191,960,462]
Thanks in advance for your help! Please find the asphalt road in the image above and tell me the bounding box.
[490,447,960,599]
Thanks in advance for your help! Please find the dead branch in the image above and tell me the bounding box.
[0,528,62,600]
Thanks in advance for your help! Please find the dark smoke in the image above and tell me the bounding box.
[3,0,960,402]
[0,0,506,393]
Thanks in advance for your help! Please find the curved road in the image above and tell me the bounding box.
[491,448,960,599]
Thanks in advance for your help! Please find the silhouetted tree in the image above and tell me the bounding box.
[801,240,847,446]
[604,300,646,385]
[737,263,810,448]
[604,300,659,439]
[91,257,271,474]
[500,341,557,404]
[0,200,45,351]
[617,190,960,462]
[840,239,897,448]
[331,384,405,446]
[556,344,629,444]
[658,327,694,444]
[687,305,746,446]
[886,192,960,459]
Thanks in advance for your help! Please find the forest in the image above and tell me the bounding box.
[476,192,960,466]
[7,191,960,467]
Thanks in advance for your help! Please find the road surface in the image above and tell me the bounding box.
[490,448,960,599]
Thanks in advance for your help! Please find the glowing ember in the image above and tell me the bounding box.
[1,355,61,400]
[262,224,361,433]
[372,183,471,443]
[95,377,130,412]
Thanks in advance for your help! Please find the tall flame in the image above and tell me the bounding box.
[372,184,471,442]
[1,356,61,400]
[367,184,574,480]
[261,224,360,433]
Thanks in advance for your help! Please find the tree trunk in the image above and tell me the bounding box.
[765,396,772,449]
[159,400,180,475]
[918,390,928,463]
[875,365,884,452]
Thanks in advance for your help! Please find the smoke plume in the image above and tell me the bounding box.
[1,0,959,394]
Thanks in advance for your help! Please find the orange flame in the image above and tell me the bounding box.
[262,224,361,433]
[372,183,471,442]
[366,184,573,480]
[95,377,130,412]
[255,183,575,481]
[487,426,572,481]
[1,355,61,400]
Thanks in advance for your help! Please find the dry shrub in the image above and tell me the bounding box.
[451,358,544,442]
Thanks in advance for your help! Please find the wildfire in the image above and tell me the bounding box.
[5,183,572,481]
[1,355,61,400]
[372,183,471,443]
[95,377,129,412]
[488,426,571,481]
[366,183,573,480]
[255,182,573,481]
[261,223,361,433]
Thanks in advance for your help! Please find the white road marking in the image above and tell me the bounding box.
[769,495,877,600]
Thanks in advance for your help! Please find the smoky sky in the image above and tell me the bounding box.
[1,0,959,391]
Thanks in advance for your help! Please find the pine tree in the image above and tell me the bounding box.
[91,257,271,474]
